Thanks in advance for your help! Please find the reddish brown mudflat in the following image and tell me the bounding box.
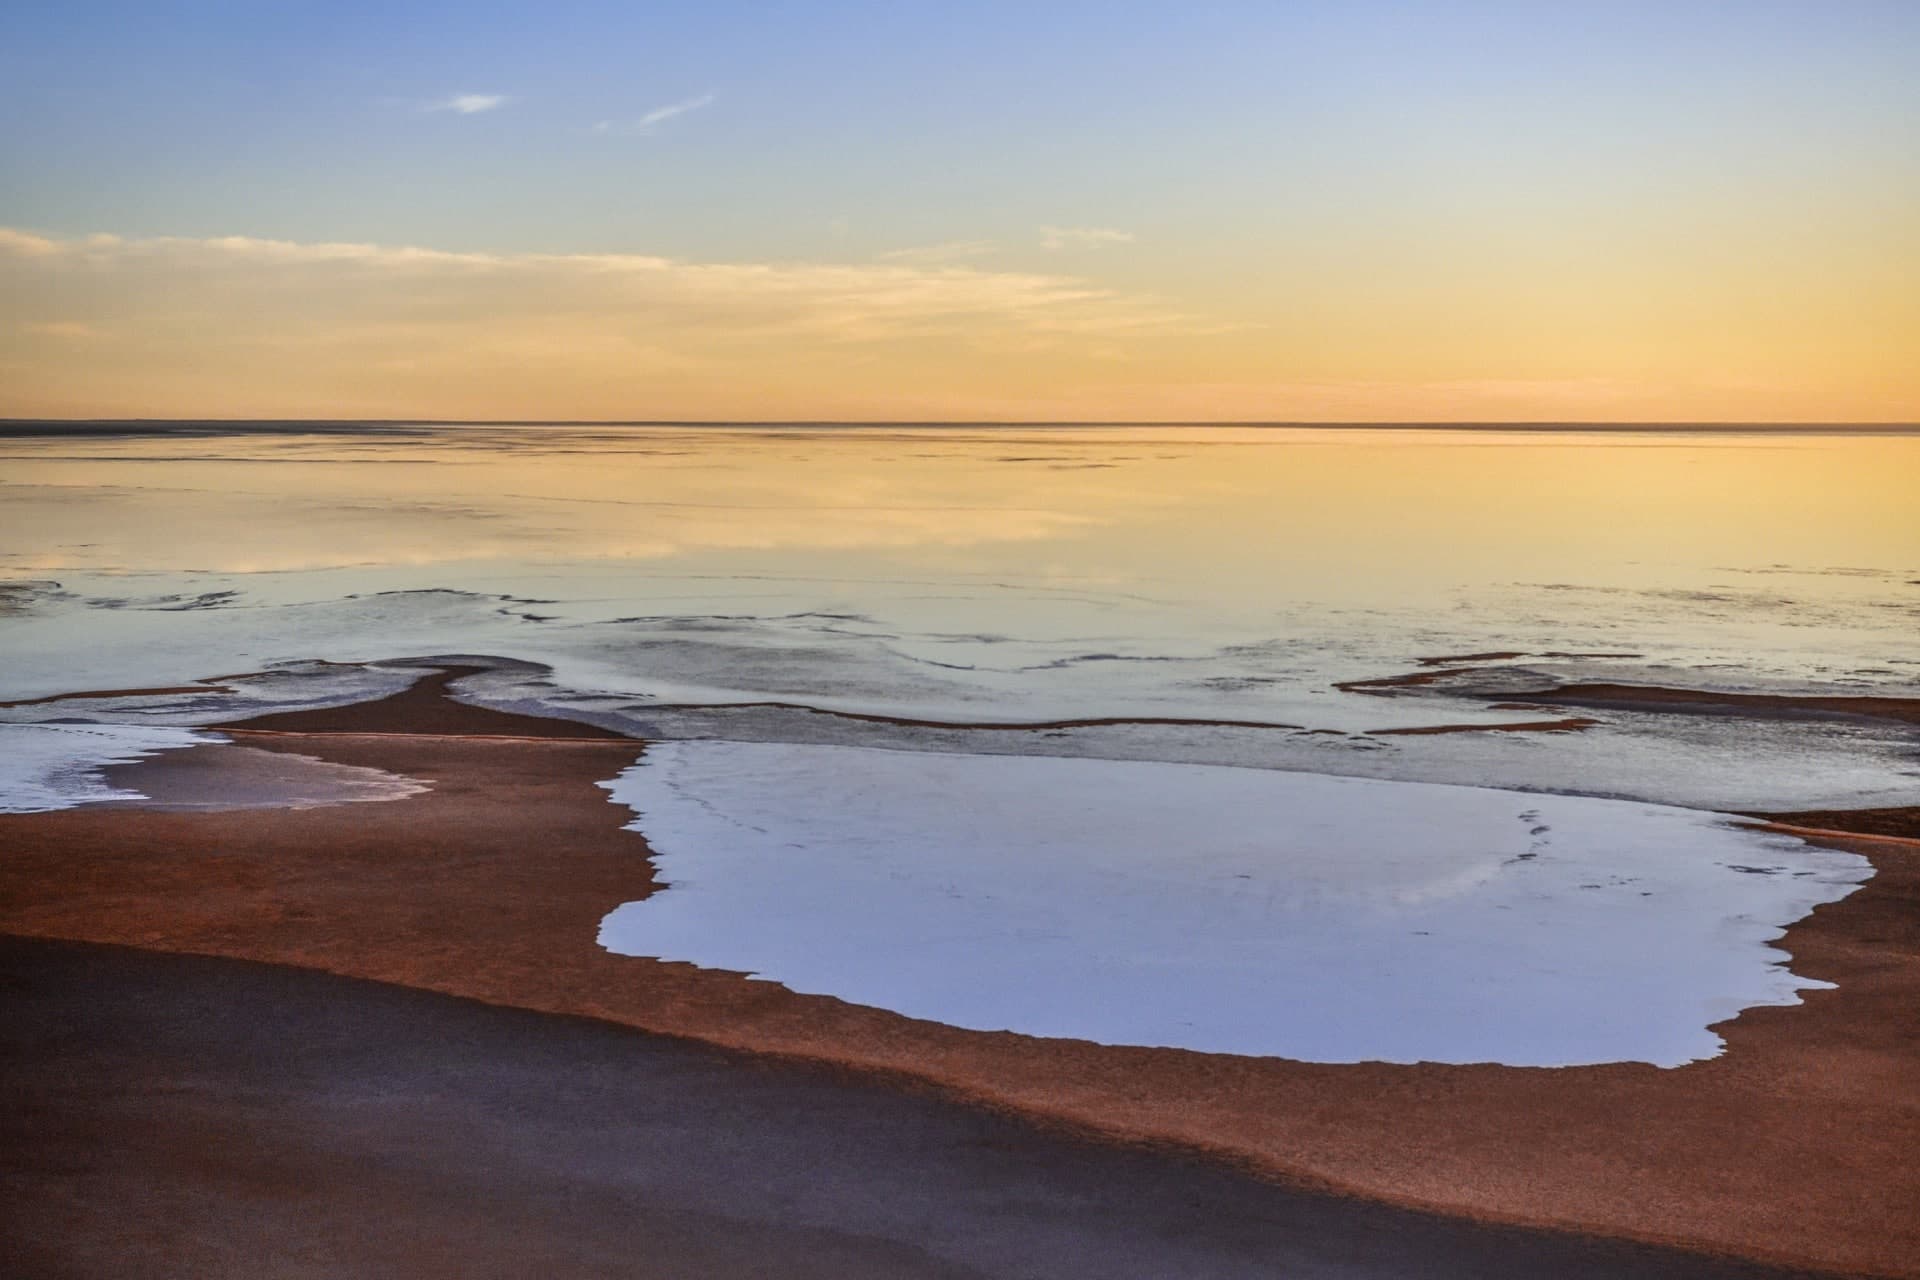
[1,669,1915,1277]
[1496,683,1920,728]
[1367,716,1600,735]
[7,934,1849,1280]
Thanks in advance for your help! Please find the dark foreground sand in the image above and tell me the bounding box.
[1,935,1824,1280]
[1,667,1915,1276]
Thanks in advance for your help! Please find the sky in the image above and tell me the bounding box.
[1,1,1915,422]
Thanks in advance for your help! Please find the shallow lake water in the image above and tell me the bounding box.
[2,423,1914,1063]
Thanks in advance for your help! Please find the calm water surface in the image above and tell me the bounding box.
[3,424,1913,807]
[3,424,1913,1064]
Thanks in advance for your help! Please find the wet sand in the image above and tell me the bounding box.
[1,670,1915,1276]
[635,697,1305,732]
[2,934,1823,1280]
[90,741,426,810]
[1339,667,1920,732]
[1412,650,1647,667]
[1367,715,1599,735]
[1757,806,1920,841]
[1494,683,1920,729]
[0,681,237,708]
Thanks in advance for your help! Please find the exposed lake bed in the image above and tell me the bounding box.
[2,425,1916,1274]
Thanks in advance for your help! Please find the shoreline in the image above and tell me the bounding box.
[1756,811,1920,842]
[0,668,1915,1275]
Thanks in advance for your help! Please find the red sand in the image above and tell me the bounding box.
[1,673,1915,1276]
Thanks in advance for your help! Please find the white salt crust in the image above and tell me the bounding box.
[599,742,1872,1067]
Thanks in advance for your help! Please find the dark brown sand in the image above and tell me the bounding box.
[639,697,1305,732]
[1337,665,1920,733]
[2,935,1825,1280]
[0,681,237,708]
[1367,716,1600,735]
[1757,807,1920,841]
[1336,668,1920,810]
[1414,650,1530,666]
[1,670,1915,1276]
[1334,666,1475,692]
[1495,683,1920,729]
[1412,650,1646,667]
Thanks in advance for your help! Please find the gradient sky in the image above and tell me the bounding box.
[2,1,1915,421]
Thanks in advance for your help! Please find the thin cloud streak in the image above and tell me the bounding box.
[428,93,508,115]
[20,321,105,340]
[593,93,715,136]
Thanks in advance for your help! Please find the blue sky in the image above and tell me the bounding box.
[6,1,1912,258]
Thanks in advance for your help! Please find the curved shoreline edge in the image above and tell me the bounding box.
[0,666,1914,1276]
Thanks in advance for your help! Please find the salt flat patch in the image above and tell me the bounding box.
[4,568,1918,811]
[0,723,219,812]
[95,743,428,811]
[598,744,1872,1067]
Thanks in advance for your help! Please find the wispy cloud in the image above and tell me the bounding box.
[428,93,508,115]
[877,240,998,265]
[593,93,716,136]
[639,92,714,129]
[1040,226,1135,251]
[0,228,1188,339]
[20,320,105,340]
[0,226,1207,417]
[0,228,58,256]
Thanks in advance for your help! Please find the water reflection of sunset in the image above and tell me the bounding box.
[5,427,1916,588]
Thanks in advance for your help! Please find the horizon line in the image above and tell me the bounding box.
[4,418,1918,432]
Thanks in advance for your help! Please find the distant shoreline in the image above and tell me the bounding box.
[4,418,1919,434]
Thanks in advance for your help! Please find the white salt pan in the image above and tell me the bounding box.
[598,743,1872,1067]
[0,723,218,813]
